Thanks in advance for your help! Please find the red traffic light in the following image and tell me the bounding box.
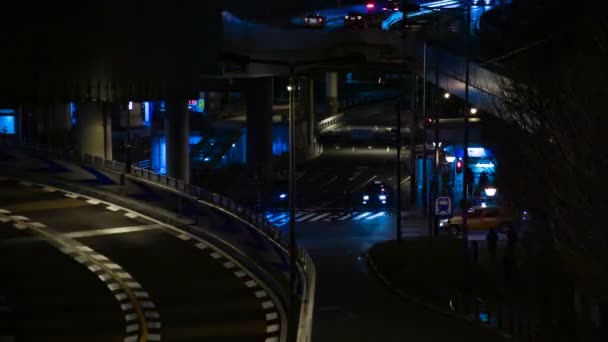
[456,160,463,173]
[424,117,433,128]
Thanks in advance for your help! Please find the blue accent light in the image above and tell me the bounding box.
[189,135,202,145]
[0,109,15,114]
[70,102,76,125]
[143,102,151,126]
[203,157,210,162]
[151,135,167,174]
[0,116,16,134]
[272,137,288,156]
[279,193,287,199]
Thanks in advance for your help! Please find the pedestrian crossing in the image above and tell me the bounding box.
[265,210,389,226]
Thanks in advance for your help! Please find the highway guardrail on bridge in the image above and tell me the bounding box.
[15,143,316,342]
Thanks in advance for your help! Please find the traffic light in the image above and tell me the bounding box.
[456,160,463,173]
[424,117,433,129]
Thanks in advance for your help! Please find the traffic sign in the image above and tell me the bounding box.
[435,196,452,216]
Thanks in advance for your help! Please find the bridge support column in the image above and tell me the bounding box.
[44,104,73,147]
[301,78,315,150]
[246,77,273,184]
[75,102,112,160]
[165,99,190,183]
[325,71,339,116]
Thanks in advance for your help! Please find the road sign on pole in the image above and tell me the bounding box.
[435,196,452,217]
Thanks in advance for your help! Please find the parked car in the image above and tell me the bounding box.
[446,206,513,233]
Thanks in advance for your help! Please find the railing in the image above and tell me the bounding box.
[16,143,316,342]
[338,92,392,109]
[317,113,345,133]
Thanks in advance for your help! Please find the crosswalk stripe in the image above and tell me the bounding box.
[337,213,355,220]
[294,212,308,219]
[309,213,331,222]
[365,212,386,220]
[296,213,318,222]
[268,213,288,223]
[353,212,372,220]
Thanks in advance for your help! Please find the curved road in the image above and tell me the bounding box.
[298,215,507,342]
[0,177,284,342]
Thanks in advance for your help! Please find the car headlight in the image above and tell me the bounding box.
[363,195,370,201]
[378,195,387,200]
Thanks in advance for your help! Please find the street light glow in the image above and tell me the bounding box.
[445,155,456,163]
[470,107,478,115]
[287,85,293,92]
[484,187,497,197]
[444,92,450,99]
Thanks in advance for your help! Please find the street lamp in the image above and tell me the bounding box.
[444,92,451,99]
[484,187,497,197]
[470,107,477,115]
[219,51,367,342]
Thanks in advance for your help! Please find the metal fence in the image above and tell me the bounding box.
[17,143,316,342]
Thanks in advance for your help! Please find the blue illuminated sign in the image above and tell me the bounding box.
[0,116,16,134]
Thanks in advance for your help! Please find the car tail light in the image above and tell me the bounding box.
[366,3,375,9]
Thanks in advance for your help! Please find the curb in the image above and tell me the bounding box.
[365,251,513,341]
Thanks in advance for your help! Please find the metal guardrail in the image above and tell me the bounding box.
[317,113,345,133]
[17,143,316,342]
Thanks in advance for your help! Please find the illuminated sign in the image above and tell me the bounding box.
[188,99,205,113]
[0,116,16,134]
[467,147,486,157]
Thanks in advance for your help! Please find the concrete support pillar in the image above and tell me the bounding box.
[246,77,273,184]
[164,99,190,183]
[75,102,112,160]
[49,103,72,147]
[301,78,315,147]
[120,102,144,127]
[325,71,339,116]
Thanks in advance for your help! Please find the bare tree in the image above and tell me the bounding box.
[491,12,608,269]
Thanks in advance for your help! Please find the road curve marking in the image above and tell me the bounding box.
[0,208,161,342]
[13,178,286,342]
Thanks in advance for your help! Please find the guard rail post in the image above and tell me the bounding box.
[9,142,316,342]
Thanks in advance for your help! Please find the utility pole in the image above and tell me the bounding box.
[409,76,417,208]
[462,2,471,296]
[432,19,441,238]
[287,67,298,342]
[396,100,402,241]
[125,102,132,174]
[422,42,428,217]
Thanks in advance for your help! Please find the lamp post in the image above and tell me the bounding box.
[219,51,368,342]
[286,68,297,342]
[462,2,472,296]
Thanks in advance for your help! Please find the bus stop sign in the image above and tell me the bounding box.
[435,196,452,217]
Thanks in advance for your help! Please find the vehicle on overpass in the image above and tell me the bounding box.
[386,0,400,11]
[344,13,368,28]
[362,180,390,207]
[304,13,326,28]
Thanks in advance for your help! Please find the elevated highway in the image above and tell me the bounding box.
[221,5,511,118]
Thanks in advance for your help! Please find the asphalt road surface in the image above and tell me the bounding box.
[0,177,283,342]
[297,214,508,342]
